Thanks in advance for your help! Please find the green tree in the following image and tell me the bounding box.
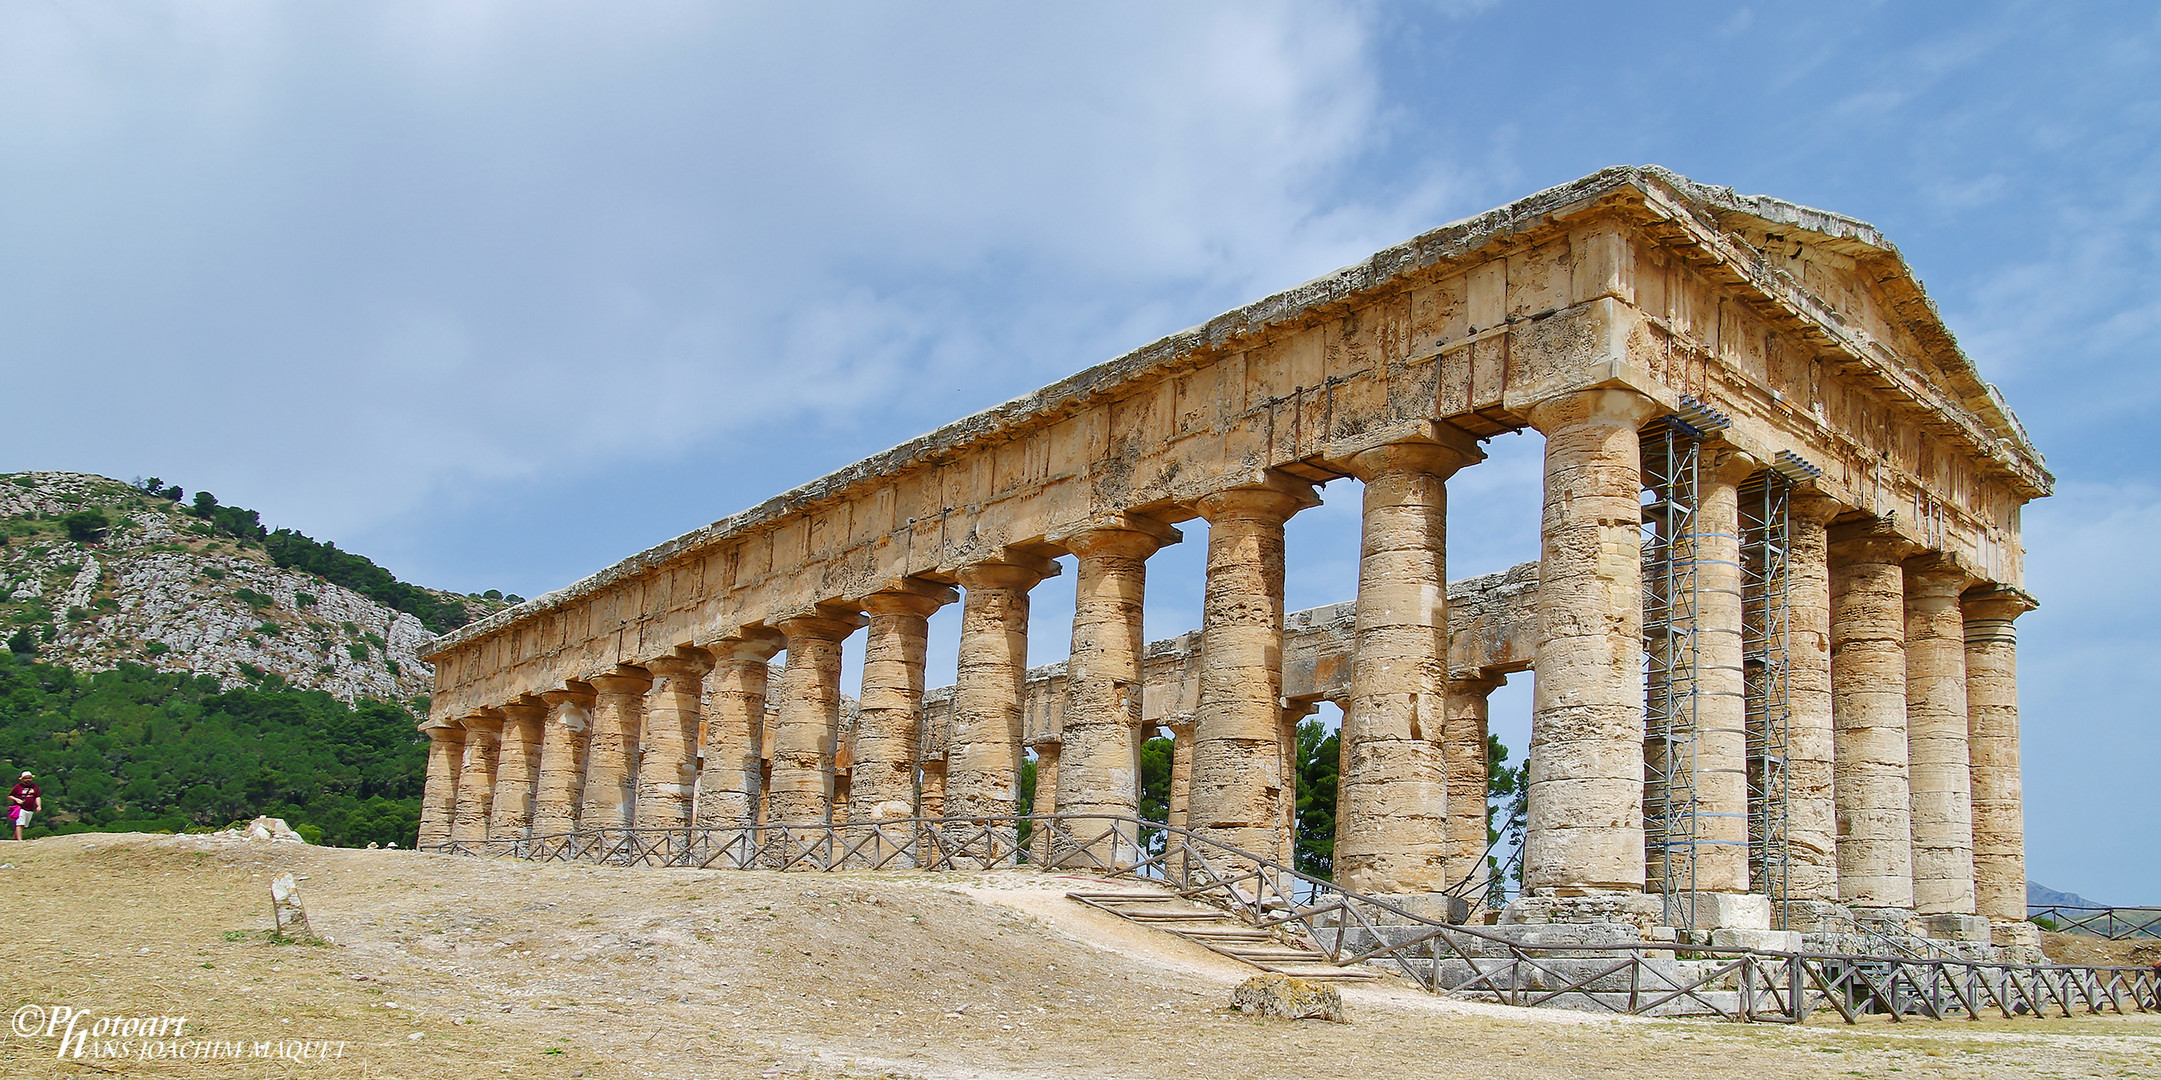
[62,510,108,544]
[1294,719,1340,879]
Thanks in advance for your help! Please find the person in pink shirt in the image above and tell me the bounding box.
[9,772,40,841]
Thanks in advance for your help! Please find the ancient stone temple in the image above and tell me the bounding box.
[418,166,2047,955]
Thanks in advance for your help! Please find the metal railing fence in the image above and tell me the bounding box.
[429,814,2157,1024]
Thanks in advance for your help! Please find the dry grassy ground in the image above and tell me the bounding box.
[0,834,2155,1080]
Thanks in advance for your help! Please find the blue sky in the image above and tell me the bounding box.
[2,2,2154,901]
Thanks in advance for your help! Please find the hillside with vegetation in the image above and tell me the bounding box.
[0,470,531,847]
[0,653,426,846]
[0,471,517,701]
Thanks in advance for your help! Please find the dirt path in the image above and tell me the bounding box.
[0,834,2154,1079]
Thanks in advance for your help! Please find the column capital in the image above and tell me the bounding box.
[1280,697,1324,720]
[1048,512,1183,558]
[420,718,465,741]
[1703,445,1762,487]
[1828,516,1920,565]
[1521,385,1663,435]
[540,683,596,709]
[860,577,958,618]
[1904,553,1976,596]
[710,628,786,663]
[1342,431,1483,483]
[644,649,714,680]
[1789,489,1846,525]
[956,556,1058,592]
[774,608,867,642]
[1962,584,2039,623]
[1193,471,1320,524]
[499,700,546,724]
[588,667,652,697]
[1446,671,1508,697]
[1332,420,1484,479]
[461,710,505,737]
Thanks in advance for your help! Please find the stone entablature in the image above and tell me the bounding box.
[421,166,2044,721]
[419,166,2048,942]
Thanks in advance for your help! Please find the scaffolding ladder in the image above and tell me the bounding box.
[1641,412,1708,929]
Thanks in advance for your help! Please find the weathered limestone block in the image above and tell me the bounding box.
[579,668,652,831]
[490,701,544,839]
[1784,493,1842,904]
[768,612,860,825]
[1230,974,1346,1022]
[1165,715,1193,875]
[1189,476,1317,866]
[1442,676,1502,891]
[450,712,502,843]
[1828,520,1917,910]
[417,721,463,848]
[270,873,314,941]
[947,557,1057,825]
[1903,557,1976,915]
[636,651,712,833]
[1334,435,1478,897]
[1523,388,1662,895]
[1964,586,2036,924]
[532,685,595,837]
[698,633,781,829]
[850,582,951,829]
[1052,517,1178,868]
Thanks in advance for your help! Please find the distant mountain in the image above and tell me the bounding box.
[0,471,513,702]
[2029,882,2108,909]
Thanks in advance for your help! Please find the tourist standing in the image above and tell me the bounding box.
[8,771,39,841]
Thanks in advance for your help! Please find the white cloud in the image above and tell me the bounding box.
[0,2,1470,547]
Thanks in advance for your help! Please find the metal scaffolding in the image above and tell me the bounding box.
[1640,402,1724,928]
[1740,450,1820,929]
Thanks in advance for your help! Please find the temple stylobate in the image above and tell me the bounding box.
[417,166,2049,957]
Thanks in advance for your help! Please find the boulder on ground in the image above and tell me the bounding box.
[1230,973,1346,1022]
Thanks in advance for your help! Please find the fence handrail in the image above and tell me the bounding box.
[427,813,2159,1023]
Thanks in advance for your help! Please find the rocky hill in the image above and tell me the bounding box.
[0,471,509,702]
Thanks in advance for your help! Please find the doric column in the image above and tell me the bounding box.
[1189,475,1318,866]
[578,668,652,832]
[1906,557,1978,916]
[490,700,545,840]
[1443,676,1503,892]
[1028,741,1059,864]
[697,633,782,830]
[418,720,464,849]
[450,711,502,844]
[1334,435,1479,896]
[636,651,712,833]
[946,556,1058,821]
[1165,715,1194,876]
[1828,518,1919,911]
[1521,388,1663,896]
[531,685,595,837]
[1785,492,1843,905]
[917,758,948,818]
[1051,516,1180,868]
[1963,585,2036,924]
[1280,700,1320,862]
[767,611,863,825]
[1679,450,1756,897]
[851,582,954,822]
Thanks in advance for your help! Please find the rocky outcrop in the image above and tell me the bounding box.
[0,471,500,702]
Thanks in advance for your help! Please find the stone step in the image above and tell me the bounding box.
[1179,928,1276,942]
[1260,964,1383,982]
[1064,891,1177,903]
[1113,910,1227,923]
